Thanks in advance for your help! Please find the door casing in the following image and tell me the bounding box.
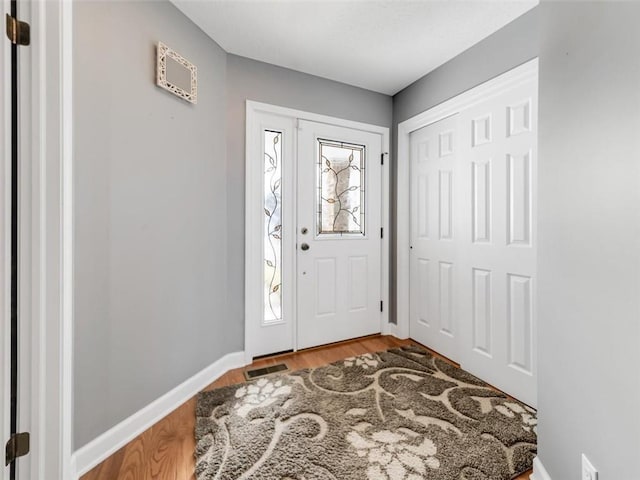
[1,1,75,479]
[244,101,390,363]
[2,0,13,475]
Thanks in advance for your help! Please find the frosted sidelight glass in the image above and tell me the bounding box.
[264,130,282,322]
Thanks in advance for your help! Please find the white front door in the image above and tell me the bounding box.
[409,114,461,362]
[297,120,382,349]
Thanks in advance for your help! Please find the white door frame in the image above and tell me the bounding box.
[245,101,390,363]
[396,59,538,339]
[1,0,12,474]
[1,1,74,479]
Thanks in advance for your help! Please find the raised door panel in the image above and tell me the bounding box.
[472,160,491,244]
[417,175,429,239]
[438,262,454,336]
[417,258,430,327]
[472,114,492,147]
[507,152,532,247]
[439,171,453,240]
[472,268,492,357]
[507,274,533,375]
[315,258,336,317]
[348,256,368,312]
[507,99,532,138]
[439,130,455,157]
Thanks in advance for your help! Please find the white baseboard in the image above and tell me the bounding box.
[384,322,409,339]
[71,350,247,478]
[382,321,394,336]
[529,457,552,480]
[244,349,254,366]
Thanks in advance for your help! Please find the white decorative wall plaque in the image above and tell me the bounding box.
[156,42,197,104]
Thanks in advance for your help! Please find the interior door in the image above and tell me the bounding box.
[458,79,538,406]
[297,120,382,349]
[408,69,538,407]
[409,114,461,362]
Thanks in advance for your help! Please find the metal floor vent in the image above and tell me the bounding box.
[244,363,289,381]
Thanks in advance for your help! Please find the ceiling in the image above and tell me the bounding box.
[171,0,537,96]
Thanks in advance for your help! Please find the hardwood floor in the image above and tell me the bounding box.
[80,335,532,480]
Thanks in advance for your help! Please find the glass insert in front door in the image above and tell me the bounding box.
[317,139,365,236]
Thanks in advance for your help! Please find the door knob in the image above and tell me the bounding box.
[300,243,310,251]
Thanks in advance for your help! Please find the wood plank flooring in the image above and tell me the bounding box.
[80,335,532,480]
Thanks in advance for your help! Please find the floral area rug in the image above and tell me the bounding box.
[195,346,537,480]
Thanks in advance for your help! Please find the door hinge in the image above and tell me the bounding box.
[5,14,30,46]
[380,301,383,312]
[380,227,384,239]
[5,432,30,466]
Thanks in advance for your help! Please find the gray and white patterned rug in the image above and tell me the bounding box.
[195,346,536,480]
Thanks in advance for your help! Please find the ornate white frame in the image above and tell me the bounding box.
[156,42,197,104]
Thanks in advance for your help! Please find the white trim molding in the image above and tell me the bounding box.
[60,2,75,479]
[395,58,538,340]
[1,1,12,479]
[6,1,76,479]
[72,351,247,479]
[529,457,552,480]
[245,101,390,361]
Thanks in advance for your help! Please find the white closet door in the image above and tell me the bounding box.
[458,78,538,407]
[409,71,538,407]
[409,114,461,362]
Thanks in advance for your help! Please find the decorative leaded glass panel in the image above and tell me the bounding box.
[317,139,365,235]
[264,130,282,322]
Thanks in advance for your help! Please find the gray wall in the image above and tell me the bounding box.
[73,1,229,449]
[73,8,392,449]
[391,8,539,322]
[225,54,393,331]
[537,2,640,478]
